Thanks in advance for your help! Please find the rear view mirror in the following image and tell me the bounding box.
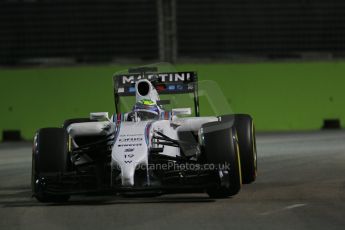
[172,108,192,116]
[90,112,109,121]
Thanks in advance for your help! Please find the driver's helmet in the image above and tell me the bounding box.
[132,99,160,120]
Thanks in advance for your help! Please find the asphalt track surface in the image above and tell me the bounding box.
[1,131,345,230]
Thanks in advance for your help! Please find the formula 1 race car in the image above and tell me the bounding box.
[32,65,257,202]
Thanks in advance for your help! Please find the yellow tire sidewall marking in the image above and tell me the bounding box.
[235,132,243,186]
[252,122,257,177]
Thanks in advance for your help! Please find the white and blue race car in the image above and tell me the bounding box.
[32,65,257,202]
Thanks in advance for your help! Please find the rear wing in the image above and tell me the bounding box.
[113,69,200,116]
[113,71,197,96]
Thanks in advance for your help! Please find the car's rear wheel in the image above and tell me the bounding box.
[201,122,242,198]
[219,114,257,184]
[32,128,70,202]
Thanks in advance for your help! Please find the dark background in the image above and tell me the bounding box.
[1,0,345,65]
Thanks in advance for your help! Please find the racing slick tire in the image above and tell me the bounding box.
[63,118,92,129]
[32,128,70,202]
[202,122,242,198]
[219,114,257,184]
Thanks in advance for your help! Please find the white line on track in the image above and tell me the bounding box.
[259,203,307,216]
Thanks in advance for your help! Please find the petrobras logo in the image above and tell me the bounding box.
[124,148,135,152]
[168,84,176,91]
[119,72,193,85]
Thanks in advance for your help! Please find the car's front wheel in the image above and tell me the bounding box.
[201,122,242,198]
[32,128,70,202]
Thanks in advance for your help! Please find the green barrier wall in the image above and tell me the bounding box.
[1,62,345,141]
